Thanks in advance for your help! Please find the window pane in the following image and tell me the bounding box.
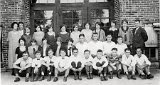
[101,19,109,24]
[61,0,83,3]
[89,0,107,2]
[102,9,109,18]
[34,10,44,19]
[44,11,53,19]
[36,0,55,3]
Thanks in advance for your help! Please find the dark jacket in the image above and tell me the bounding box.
[132,27,148,48]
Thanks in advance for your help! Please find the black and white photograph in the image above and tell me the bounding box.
[0,0,160,85]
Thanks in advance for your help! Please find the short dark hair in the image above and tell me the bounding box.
[121,19,128,24]
[60,48,67,54]
[97,49,103,53]
[73,24,79,28]
[111,20,116,25]
[124,48,131,52]
[136,47,142,51]
[35,25,42,31]
[24,27,30,33]
[11,22,18,28]
[84,49,90,53]
[18,22,24,25]
[112,48,118,51]
[30,39,37,44]
[117,36,123,39]
[60,24,67,30]
[22,51,29,55]
[79,34,85,38]
[35,50,41,54]
[72,48,78,52]
[18,38,26,43]
[92,32,98,35]
[95,22,102,28]
[135,18,140,23]
[106,33,112,37]
[84,22,91,27]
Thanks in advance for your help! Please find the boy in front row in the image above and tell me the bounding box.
[108,48,122,79]
[121,48,136,80]
[93,49,108,81]
[83,50,94,79]
[13,51,32,82]
[54,46,70,82]
[134,48,154,79]
[31,51,43,82]
[70,48,84,80]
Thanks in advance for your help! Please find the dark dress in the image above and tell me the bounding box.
[58,32,70,49]
[108,29,119,43]
[15,46,28,59]
[21,34,32,47]
[45,33,57,54]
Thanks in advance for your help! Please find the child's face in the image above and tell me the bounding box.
[122,21,127,27]
[125,50,131,56]
[25,28,30,33]
[92,34,98,41]
[68,41,73,45]
[61,26,66,32]
[73,50,78,57]
[111,22,115,27]
[13,24,18,30]
[48,50,53,57]
[23,53,29,60]
[106,35,112,41]
[35,53,41,59]
[36,26,41,31]
[96,24,100,29]
[20,40,25,45]
[79,36,85,43]
[60,50,66,57]
[117,38,123,44]
[48,27,53,32]
[84,51,90,58]
[97,52,103,59]
[85,23,90,29]
[74,26,78,31]
[112,50,117,56]
[136,49,142,56]
[19,23,24,29]
[31,41,36,46]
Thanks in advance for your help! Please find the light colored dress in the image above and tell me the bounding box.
[70,31,81,45]
[81,29,93,42]
[144,24,158,47]
[8,31,21,68]
[33,31,44,46]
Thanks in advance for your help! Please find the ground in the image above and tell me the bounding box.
[1,69,160,85]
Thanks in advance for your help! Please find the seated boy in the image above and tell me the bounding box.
[41,49,56,81]
[53,47,70,82]
[31,51,43,81]
[83,50,94,79]
[93,49,108,81]
[134,48,154,79]
[122,48,136,80]
[108,48,122,79]
[70,48,84,80]
[13,51,32,82]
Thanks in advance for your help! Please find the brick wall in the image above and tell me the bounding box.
[119,0,159,28]
[0,0,30,68]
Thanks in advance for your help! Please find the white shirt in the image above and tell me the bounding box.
[121,54,136,66]
[134,54,151,66]
[54,56,71,69]
[81,29,93,42]
[103,41,115,54]
[14,57,32,68]
[32,58,43,67]
[76,42,88,57]
[115,43,127,55]
[70,55,84,68]
[42,56,56,66]
[88,41,103,55]
[93,56,108,69]
[83,55,94,65]
[70,31,81,45]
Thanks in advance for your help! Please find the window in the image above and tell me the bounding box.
[90,9,109,27]
[34,10,54,27]
[36,0,55,3]
[89,0,108,2]
[62,10,82,31]
[60,0,83,3]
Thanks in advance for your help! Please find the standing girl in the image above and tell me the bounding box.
[33,25,44,46]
